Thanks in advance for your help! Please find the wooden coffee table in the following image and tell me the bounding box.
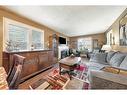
[59,57,81,79]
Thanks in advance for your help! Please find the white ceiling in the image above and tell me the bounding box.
[4,6,126,37]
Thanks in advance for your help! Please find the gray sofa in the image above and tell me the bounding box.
[86,51,127,89]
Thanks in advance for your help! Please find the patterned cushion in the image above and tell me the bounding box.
[119,56,127,70]
[102,67,119,74]
[106,51,116,63]
[90,52,108,65]
[110,53,126,67]
[119,69,127,75]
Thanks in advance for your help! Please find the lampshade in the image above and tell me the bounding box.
[101,45,112,51]
[112,44,119,51]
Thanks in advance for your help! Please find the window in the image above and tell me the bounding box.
[4,18,44,51]
[78,37,93,52]
[106,29,113,45]
[8,24,28,50]
[32,30,43,49]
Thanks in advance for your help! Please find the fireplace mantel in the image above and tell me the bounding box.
[58,45,69,59]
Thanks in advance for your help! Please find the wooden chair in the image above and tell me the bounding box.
[7,54,25,89]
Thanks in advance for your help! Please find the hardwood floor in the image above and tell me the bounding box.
[18,58,89,89]
[18,64,58,89]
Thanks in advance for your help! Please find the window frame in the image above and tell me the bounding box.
[77,37,93,52]
[31,29,44,49]
[3,17,44,51]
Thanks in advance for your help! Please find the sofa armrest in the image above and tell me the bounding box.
[89,70,127,89]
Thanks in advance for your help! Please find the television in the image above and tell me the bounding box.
[59,37,66,44]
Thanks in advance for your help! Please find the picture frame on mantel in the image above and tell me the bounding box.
[119,13,127,46]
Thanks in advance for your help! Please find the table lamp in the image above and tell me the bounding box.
[101,45,112,52]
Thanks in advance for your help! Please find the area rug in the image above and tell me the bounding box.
[47,64,90,90]
[65,77,89,89]
[30,64,90,90]
[73,64,88,81]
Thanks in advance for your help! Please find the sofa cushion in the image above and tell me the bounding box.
[90,52,108,65]
[119,56,127,70]
[106,51,116,63]
[86,62,109,71]
[110,53,126,67]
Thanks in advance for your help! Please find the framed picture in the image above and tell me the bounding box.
[119,13,127,46]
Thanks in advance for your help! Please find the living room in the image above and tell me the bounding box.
[0,2,127,93]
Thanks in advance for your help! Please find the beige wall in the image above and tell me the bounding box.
[0,16,3,66]
[105,8,127,52]
[70,33,106,49]
[1,6,126,65]
[0,7,69,65]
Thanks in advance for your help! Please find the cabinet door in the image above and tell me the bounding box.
[20,53,38,78]
[38,52,49,70]
[48,51,54,65]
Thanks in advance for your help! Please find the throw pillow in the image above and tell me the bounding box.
[119,55,127,70]
[106,51,116,63]
[109,53,126,67]
[72,49,77,54]
[90,52,108,65]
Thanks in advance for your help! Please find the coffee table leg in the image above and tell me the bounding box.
[68,74,72,80]
[59,64,61,75]
[68,70,72,80]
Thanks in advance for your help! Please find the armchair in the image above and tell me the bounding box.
[69,49,80,57]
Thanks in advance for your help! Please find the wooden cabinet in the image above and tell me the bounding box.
[20,53,39,78]
[48,51,54,65]
[38,51,49,70]
[2,50,55,82]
